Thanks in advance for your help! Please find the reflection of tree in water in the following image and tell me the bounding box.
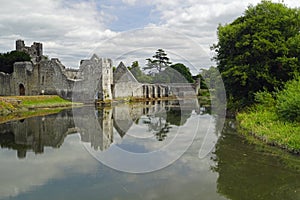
[213,120,300,200]
[143,115,171,141]
[154,123,171,141]
[166,108,191,126]
[142,106,192,141]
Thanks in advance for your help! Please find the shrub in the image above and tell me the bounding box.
[276,76,300,122]
[254,90,276,107]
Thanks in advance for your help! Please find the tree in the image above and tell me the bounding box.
[144,49,171,73]
[201,67,222,90]
[212,1,300,106]
[129,61,152,83]
[0,51,31,74]
[170,63,194,83]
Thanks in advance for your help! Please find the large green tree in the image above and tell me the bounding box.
[170,63,194,83]
[150,63,194,84]
[145,49,172,73]
[212,1,300,106]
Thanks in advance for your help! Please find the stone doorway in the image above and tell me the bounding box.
[19,84,25,96]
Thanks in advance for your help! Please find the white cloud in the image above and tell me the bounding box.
[140,0,298,69]
[0,0,298,69]
[0,0,117,68]
[88,27,210,73]
[0,134,98,199]
[122,0,137,6]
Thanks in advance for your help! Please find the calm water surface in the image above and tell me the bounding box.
[0,100,299,200]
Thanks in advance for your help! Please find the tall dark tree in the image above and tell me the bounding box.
[145,49,172,73]
[212,1,300,106]
[170,63,194,83]
[0,51,31,74]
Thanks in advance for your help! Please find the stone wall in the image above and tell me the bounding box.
[41,59,75,98]
[14,61,39,95]
[0,72,12,95]
[0,59,76,97]
[167,83,198,98]
[1,40,76,98]
[113,62,145,99]
[72,55,113,102]
[0,61,38,96]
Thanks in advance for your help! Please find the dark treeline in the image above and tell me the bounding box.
[0,51,31,74]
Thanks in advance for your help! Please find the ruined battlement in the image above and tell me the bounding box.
[16,40,43,63]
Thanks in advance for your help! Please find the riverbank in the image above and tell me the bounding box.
[237,105,300,154]
[0,95,80,123]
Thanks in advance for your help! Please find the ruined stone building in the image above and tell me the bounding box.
[0,40,199,102]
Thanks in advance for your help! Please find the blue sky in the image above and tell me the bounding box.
[0,0,298,72]
[95,0,160,31]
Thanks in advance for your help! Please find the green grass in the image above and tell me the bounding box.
[0,100,14,110]
[0,95,82,124]
[15,95,73,108]
[0,98,17,115]
[237,105,300,153]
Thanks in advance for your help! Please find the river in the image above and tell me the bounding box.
[0,100,299,200]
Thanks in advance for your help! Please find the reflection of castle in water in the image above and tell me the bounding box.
[0,99,199,158]
[0,110,75,158]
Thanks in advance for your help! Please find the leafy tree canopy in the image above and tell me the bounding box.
[170,63,194,83]
[276,75,300,122]
[0,51,31,74]
[144,49,172,73]
[130,51,195,84]
[212,0,300,106]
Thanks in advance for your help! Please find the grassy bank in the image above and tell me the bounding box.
[237,105,300,154]
[236,77,300,154]
[0,95,79,123]
[14,95,73,108]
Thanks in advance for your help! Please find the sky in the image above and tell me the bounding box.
[0,0,298,73]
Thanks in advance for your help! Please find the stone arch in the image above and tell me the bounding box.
[19,84,25,96]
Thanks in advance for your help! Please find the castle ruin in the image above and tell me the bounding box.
[0,40,199,102]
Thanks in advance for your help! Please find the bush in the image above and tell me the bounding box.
[276,76,300,122]
[254,90,276,107]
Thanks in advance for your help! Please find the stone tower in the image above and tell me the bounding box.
[15,40,43,63]
[16,39,25,51]
[100,57,113,101]
[33,42,43,62]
